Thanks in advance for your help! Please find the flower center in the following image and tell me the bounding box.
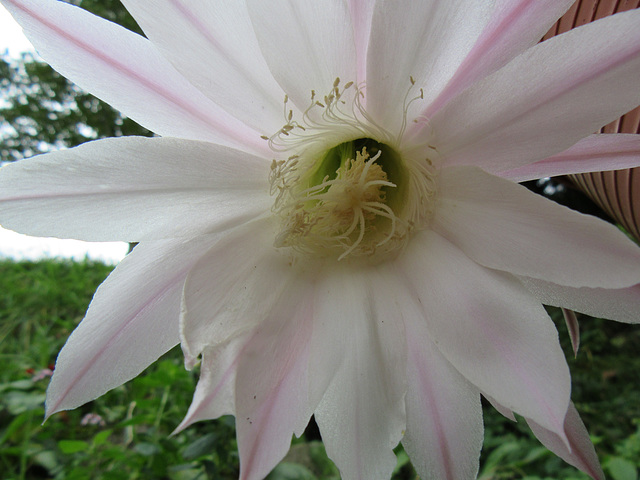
[267,80,438,263]
[271,138,407,260]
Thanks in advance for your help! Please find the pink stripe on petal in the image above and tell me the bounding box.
[497,134,640,182]
[174,338,247,433]
[120,0,285,135]
[414,0,574,123]
[46,236,215,416]
[562,308,581,357]
[527,403,605,480]
[3,0,266,153]
[430,9,640,173]
[402,295,483,480]
[347,0,374,84]
[236,281,315,480]
[398,231,571,440]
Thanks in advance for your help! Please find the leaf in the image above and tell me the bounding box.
[182,433,220,460]
[265,462,317,480]
[134,442,160,456]
[58,440,89,454]
[606,457,638,480]
[92,429,113,447]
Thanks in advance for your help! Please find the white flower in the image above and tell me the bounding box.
[1,1,640,479]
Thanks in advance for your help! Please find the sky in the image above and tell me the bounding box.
[0,4,128,264]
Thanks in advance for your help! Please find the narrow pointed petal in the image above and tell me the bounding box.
[312,267,406,480]
[518,277,640,324]
[498,134,640,182]
[235,280,315,480]
[434,166,640,288]
[484,395,517,422]
[414,0,575,122]
[398,231,571,438]
[180,274,315,479]
[180,219,292,368]
[46,235,216,416]
[429,9,640,173]
[1,0,267,154]
[366,0,493,131]
[119,0,285,136]
[562,308,581,357]
[246,0,356,111]
[400,287,484,480]
[174,338,244,433]
[527,403,605,480]
[0,137,271,242]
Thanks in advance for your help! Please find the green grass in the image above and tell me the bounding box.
[0,258,638,479]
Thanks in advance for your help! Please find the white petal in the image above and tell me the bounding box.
[518,277,640,324]
[400,287,484,480]
[366,0,494,131]
[174,338,244,433]
[484,394,517,422]
[434,166,640,288]
[398,231,571,438]
[429,9,640,173]
[46,235,216,416]
[347,0,375,83]
[119,0,285,136]
[497,134,640,182]
[1,0,267,154]
[412,0,575,122]
[527,403,605,480]
[246,0,357,112]
[312,266,406,480]
[180,274,316,480]
[180,218,290,368]
[0,137,271,242]
[562,308,581,357]
[235,279,315,480]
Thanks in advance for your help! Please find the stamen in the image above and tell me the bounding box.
[270,147,406,260]
[266,80,394,154]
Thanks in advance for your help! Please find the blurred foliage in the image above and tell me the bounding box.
[0,0,151,163]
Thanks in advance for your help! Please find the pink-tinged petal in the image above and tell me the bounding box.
[484,394,517,422]
[398,230,571,439]
[366,0,493,132]
[246,0,357,112]
[518,277,640,324]
[562,308,581,357]
[1,0,267,154]
[312,266,406,480]
[498,134,640,182]
[174,337,245,433]
[46,235,217,416]
[527,403,605,480]
[428,9,640,173]
[347,0,375,84]
[399,286,484,480]
[413,0,575,123]
[119,0,285,136]
[180,218,292,368]
[235,280,315,480]
[0,137,271,242]
[180,273,316,480]
[434,166,640,288]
